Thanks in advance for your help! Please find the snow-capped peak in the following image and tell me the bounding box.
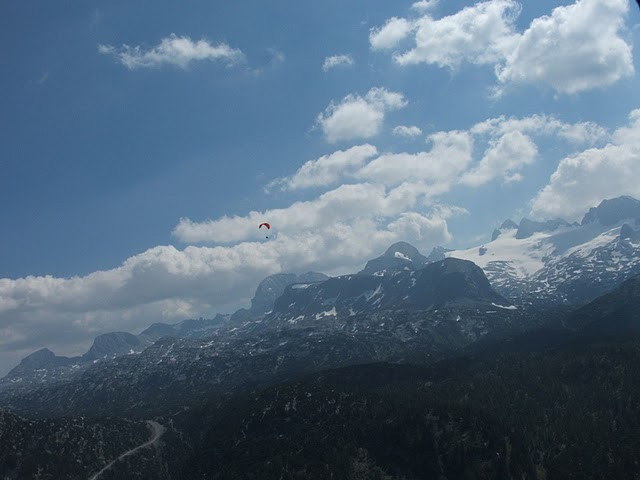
[445,198,640,305]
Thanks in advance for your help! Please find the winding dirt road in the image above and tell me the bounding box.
[88,420,165,480]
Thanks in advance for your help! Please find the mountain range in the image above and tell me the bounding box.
[2,196,640,478]
[3,250,640,478]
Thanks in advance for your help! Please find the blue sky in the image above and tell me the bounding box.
[1,0,640,371]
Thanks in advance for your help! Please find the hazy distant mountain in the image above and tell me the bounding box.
[2,271,327,391]
[491,219,518,241]
[515,218,571,239]
[581,195,640,226]
[81,332,146,362]
[5,348,77,380]
[250,272,328,314]
[139,314,230,342]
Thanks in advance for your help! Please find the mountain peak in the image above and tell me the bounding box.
[26,348,55,360]
[360,242,428,275]
[250,271,328,314]
[81,332,142,362]
[6,348,74,379]
[491,219,518,241]
[581,196,640,226]
[383,241,422,258]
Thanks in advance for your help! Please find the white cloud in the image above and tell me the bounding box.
[461,130,538,186]
[174,182,426,244]
[411,0,439,12]
[532,109,640,221]
[266,48,286,68]
[356,130,473,186]
[503,173,523,184]
[373,0,634,95]
[316,87,407,143]
[369,17,414,51]
[322,54,354,71]
[394,0,521,68]
[303,112,602,192]
[98,33,245,69]
[393,125,423,138]
[470,114,609,146]
[388,212,451,244]
[495,0,633,95]
[269,144,378,191]
[430,204,470,219]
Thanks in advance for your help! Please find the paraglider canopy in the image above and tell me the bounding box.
[259,222,271,239]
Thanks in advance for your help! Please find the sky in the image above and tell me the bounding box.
[1,0,640,374]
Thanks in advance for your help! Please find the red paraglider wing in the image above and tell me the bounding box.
[259,222,271,229]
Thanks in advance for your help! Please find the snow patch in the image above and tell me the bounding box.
[491,303,518,310]
[315,307,337,320]
[394,251,411,261]
[364,284,383,302]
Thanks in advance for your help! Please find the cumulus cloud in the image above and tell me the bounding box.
[291,112,605,193]
[470,114,609,146]
[316,87,407,143]
[495,0,633,95]
[99,33,245,69]
[460,113,608,187]
[357,130,473,186]
[388,212,451,244]
[269,144,378,191]
[394,0,521,68]
[411,0,440,12]
[532,109,640,221]
[369,17,414,51]
[371,0,634,95]
[322,54,354,71]
[393,125,423,138]
[174,182,431,244]
[461,130,537,186]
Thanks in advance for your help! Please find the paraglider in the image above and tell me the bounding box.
[259,222,271,239]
